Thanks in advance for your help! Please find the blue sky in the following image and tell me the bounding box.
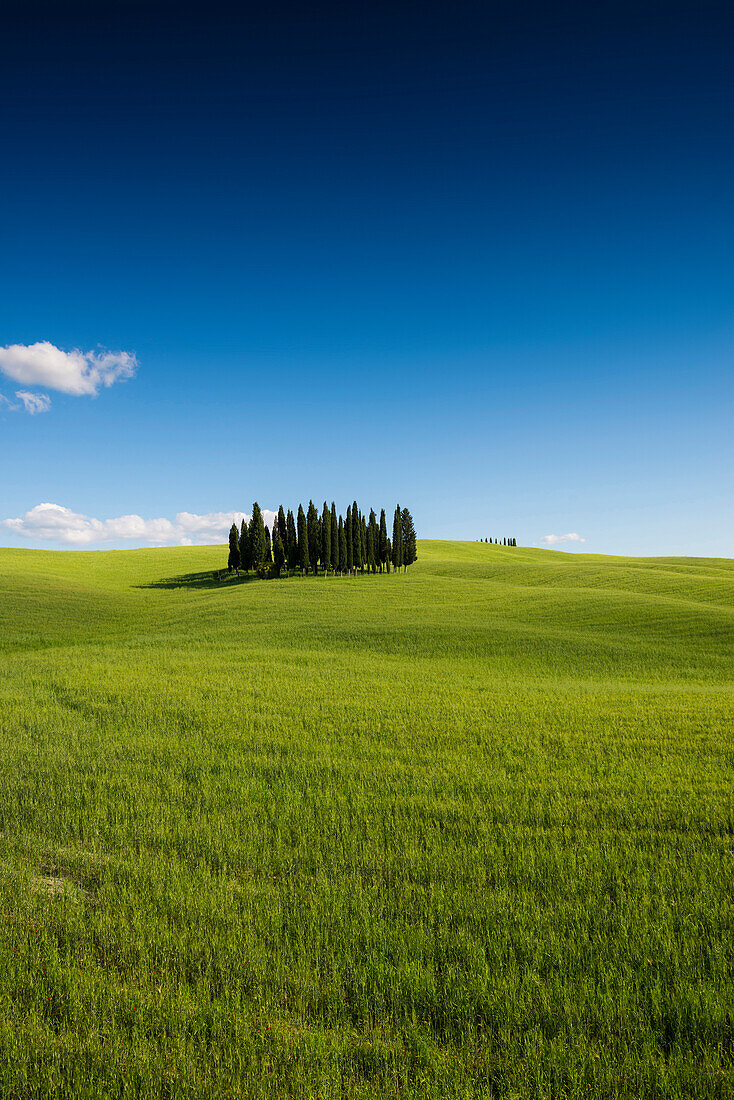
[2,2,733,555]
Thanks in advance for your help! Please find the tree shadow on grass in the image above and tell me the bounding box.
[138,570,252,591]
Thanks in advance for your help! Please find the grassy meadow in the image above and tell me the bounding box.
[0,539,732,1098]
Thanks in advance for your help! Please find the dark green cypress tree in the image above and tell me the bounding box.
[360,513,367,574]
[240,518,251,571]
[277,505,287,546]
[297,504,309,573]
[378,508,388,572]
[391,505,403,572]
[338,515,347,573]
[367,509,378,573]
[249,502,266,569]
[401,507,417,568]
[286,509,297,572]
[366,519,373,573]
[264,525,272,564]
[228,522,240,572]
[345,505,353,572]
[330,502,338,572]
[351,501,362,573]
[272,527,285,576]
[307,500,320,576]
[386,537,392,573]
[321,501,331,574]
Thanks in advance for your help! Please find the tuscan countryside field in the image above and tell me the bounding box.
[0,539,731,1098]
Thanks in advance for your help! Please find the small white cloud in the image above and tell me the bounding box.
[16,391,51,415]
[0,341,136,397]
[541,532,586,546]
[1,503,276,548]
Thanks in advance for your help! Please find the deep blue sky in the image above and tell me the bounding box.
[2,1,733,554]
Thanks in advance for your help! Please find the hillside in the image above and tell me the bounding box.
[0,541,732,1098]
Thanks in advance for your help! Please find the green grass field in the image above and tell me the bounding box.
[0,540,732,1098]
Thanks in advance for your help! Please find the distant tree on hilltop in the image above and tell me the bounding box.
[321,501,331,574]
[378,508,388,572]
[352,502,362,574]
[401,508,417,569]
[228,522,240,572]
[338,514,346,573]
[297,504,309,573]
[272,527,285,576]
[367,509,378,573]
[307,501,320,576]
[391,506,403,572]
[330,502,338,573]
[345,505,353,572]
[286,509,297,572]
[240,518,250,570]
[277,505,287,546]
[249,503,266,569]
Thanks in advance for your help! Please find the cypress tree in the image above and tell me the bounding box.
[391,505,403,572]
[240,518,251,571]
[307,500,320,575]
[227,522,240,572]
[249,502,266,569]
[360,513,367,574]
[321,501,331,574]
[367,509,378,573]
[272,527,285,576]
[351,501,362,573]
[345,505,353,572]
[264,525,272,564]
[277,505,287,546]
[297,504,310,573]
[338,515,347,573]
[401,507,417,568]
[330,502,338,573]
[386,537,392,573]
[286,509,297,572]
[378,508,388,572]
[366,520,374,574]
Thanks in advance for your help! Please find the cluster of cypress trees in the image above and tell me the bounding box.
[479,537,517,545]
[227,502,417,578]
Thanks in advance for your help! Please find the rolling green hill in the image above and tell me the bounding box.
[0,541,732,1098]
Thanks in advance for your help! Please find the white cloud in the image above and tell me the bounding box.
[16,391,51,415]
[540,532,586,546]
[0,341,136,397]
[1,503,278,548]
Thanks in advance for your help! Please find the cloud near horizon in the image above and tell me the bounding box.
[1,503,277,548]
[540,532,586,546]
[0,342,136,412]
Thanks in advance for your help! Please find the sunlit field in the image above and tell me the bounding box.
[0,540,732,1098]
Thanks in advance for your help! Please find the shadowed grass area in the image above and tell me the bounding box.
[139,569,250,590]
[0,540,732,1097]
